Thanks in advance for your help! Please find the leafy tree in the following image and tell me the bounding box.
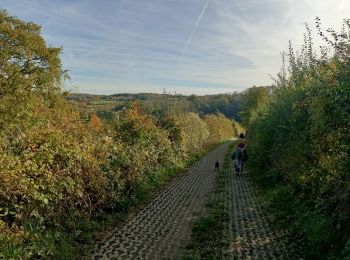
[88,114,103,132]
[240,86,270,126]
[177,112,209,155]
[0,9,65,130]
[203,113,238,143]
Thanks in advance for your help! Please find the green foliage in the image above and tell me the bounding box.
[247,19,350,259]
[0,9,65,130]
[240,86,270,126]
[203,113,242,143]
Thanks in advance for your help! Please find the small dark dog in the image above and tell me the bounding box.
[214,159,220,171]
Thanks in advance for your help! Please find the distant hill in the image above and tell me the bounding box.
[65,92,244,121]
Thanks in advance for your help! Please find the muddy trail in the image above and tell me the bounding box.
[92,142,297,259]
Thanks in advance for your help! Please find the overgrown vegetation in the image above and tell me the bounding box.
[246,19,350,259]
[184,144,233,259]
[0,10,242,258]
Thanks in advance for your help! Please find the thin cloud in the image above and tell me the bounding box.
[2,0,350,95]
[178,0,210,64]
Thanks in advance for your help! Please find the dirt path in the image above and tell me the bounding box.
[92,143,229,259]
[223,163,295,259]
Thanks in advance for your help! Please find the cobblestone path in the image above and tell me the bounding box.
[223,163,297,259]
[92,143,229,259]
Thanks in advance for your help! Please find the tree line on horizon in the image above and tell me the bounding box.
[65,91,249,123]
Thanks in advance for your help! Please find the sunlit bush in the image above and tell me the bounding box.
[203,113,237,143]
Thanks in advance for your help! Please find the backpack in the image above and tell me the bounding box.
[231,151,236,160]
[231,149,248,161]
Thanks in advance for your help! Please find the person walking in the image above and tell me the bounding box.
[232,133,248,175]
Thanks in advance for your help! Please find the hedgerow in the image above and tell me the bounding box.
[246,19,350,259]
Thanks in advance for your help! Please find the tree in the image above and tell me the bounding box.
[240,86,270,126]
[88,114,103,132]
[0,9,65,129]
[203,113,236,143]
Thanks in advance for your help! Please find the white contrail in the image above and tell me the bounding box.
[178,0,210,64]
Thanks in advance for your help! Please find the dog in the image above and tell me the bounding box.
[214,159,220,171]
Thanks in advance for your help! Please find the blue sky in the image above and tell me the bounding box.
[1,0,349,95]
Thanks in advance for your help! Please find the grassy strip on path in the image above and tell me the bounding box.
[183,143,233,259]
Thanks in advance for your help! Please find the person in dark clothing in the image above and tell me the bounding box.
[231,133,248,175]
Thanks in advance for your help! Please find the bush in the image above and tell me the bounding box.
[203,113,240,143]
